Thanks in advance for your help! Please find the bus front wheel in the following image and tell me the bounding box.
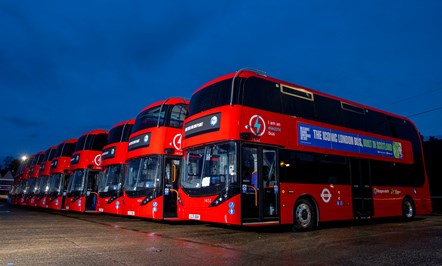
[293,198,317,231]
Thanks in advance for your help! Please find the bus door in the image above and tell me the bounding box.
[241,145,279,223]
[163,157,180,218]
[86,170,100,211]
[61,173,70,209]
[350,159,374,218]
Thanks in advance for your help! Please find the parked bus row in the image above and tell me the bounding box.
[9,69,432,230]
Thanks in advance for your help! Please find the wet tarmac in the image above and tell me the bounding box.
[1,201,441,265]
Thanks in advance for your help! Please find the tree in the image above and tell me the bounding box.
[2,156,20,175]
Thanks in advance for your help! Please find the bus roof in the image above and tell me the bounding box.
[137,97,189,114]
[193,69,414,126]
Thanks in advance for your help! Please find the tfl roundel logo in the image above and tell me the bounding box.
[249,115,266,136]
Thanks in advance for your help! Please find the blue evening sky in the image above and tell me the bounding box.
[1,0,441,162]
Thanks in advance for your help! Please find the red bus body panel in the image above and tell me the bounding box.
[177,188,242,225]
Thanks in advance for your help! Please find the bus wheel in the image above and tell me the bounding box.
[402,197,415,221]
[293,198,317,231]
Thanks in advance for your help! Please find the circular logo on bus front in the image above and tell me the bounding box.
[210,116,218,126]
[249,115,266,136]
[94,154,102,166]
[173,133,182,151]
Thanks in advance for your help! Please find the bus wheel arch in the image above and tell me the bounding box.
[402,196,415,221]
[292,195,318,231]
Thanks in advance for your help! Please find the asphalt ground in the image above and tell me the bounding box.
[1,201,442,266]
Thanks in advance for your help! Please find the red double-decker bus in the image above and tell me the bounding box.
[11,158,28,205]
[123,98,188,220]
[47,138,77,210]
[26,151,45,207]
[65,130,108,212]
[35,146,58,208]
[13,156,33,206]
[178,69,432,230]
[97,119,134,215]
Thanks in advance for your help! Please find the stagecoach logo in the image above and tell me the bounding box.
[321,188,332,203]
[249,115,266,136]
[373,188,401,195]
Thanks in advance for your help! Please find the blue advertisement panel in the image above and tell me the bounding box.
[298,123,403,160]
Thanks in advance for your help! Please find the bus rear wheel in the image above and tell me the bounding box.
[293,198,317,231]
[402,197,415,221]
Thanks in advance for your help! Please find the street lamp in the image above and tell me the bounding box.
[21,155,28,161]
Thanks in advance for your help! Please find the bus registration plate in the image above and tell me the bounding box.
[189,214,201,220]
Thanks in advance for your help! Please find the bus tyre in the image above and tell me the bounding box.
[402,197,415,221]
[293,198,317,231]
